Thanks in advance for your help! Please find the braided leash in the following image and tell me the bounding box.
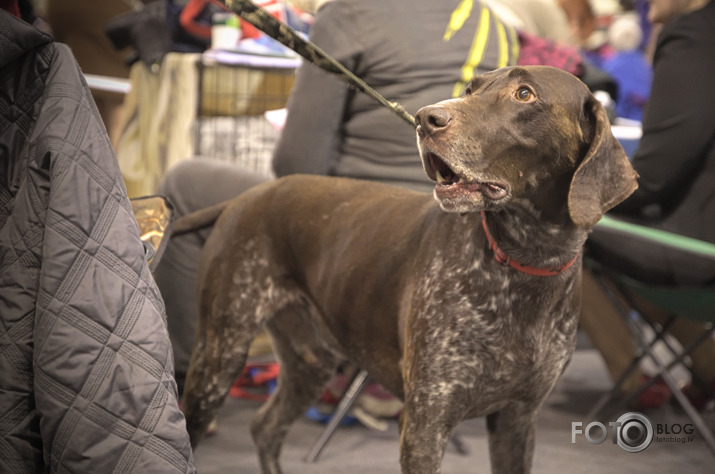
[223,0,417,128]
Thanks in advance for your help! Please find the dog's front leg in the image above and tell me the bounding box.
[399,386,463,474]
[485,405,538,474]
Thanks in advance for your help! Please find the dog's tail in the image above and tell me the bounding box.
[171,199,232,237]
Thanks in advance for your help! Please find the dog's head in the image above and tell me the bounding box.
[415,65,638,228]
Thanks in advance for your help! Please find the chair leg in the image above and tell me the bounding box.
[589,272,715,458]
[304,368,470,462]
[305,368,370,463]
[588,277,676,420]
[637,313,714,393]
[625,313,715,457]
[620,324,715,410]
[615,283,715,403]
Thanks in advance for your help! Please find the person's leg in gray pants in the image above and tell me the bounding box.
[153,159,271,395]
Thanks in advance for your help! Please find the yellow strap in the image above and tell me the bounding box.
[444,0,474,41]
[495,16,508,68]
[452,6,491,97]
[506,23,520,66]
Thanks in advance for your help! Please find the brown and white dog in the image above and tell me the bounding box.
[179,66,638,473]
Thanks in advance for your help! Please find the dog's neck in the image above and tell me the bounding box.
[480,207,587,273]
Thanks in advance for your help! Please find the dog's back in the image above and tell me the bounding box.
[195,175,442,396]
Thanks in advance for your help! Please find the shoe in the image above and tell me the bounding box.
[229,363,279,402]
[629,375,671,411]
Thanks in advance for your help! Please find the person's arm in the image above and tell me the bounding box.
[272,1,363,177]
[616,24,715,214]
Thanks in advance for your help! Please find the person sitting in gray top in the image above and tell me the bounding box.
[271,0,519,192]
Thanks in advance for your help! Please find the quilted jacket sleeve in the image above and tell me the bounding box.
[0,40,195,472]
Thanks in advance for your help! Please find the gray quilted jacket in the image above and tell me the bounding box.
[0,11,195,473]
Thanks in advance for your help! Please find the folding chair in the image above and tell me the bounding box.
[584,215,715,457]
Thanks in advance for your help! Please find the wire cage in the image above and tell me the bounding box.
[194,56,297,177]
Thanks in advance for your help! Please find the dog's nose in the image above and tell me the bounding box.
[415,106,452,136]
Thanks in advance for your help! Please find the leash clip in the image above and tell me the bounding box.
[494,250,510,267]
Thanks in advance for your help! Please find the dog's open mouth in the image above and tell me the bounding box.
[425,152,508,201]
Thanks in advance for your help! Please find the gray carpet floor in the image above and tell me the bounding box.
[192,336,714,473]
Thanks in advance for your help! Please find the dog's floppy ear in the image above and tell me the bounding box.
[568,95,638,227]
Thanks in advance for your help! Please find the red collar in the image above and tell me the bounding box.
[480,211,580,277]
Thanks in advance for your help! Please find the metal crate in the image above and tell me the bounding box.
[194,54,297,177]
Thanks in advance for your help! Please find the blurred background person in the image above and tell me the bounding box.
[484,0,595,47]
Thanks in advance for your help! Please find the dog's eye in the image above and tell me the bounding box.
[515,87,535,102]
[464,85,472,96]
